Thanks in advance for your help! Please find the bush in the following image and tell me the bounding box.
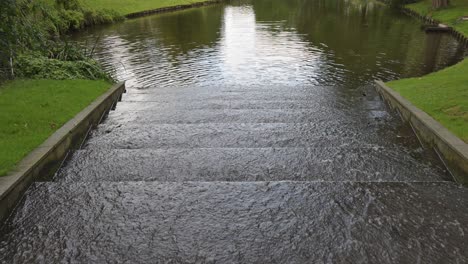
[59,9,85,31]
[14,53,113,81]
[83,9,124,26]
[0,0,122,82]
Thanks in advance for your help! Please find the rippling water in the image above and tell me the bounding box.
[73,0,467,88]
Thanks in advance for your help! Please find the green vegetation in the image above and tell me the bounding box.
[386,0,468,143]
[0,1,115,176]
[0,0,115,81]
[0,0,217,81]
[0,79,111,176]
[0,0,217,176]
[387,58,468,143]
[406,0,468,35]
[81,0,209,16]
[15,51,111,81]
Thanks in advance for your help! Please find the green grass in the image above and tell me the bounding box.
[387,59,468,143]
[406,0,468,36]
[388,0,468,143]
[0,79,111,176]
[81,0,209,15]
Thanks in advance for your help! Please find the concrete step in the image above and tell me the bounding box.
[114,99,384,111]
[56,147,449,182]
[124,84,361,95]
[104,108,392,125]
[84,122,419,150]
[116,85,385,113]
[121,87,379,104]
[1,181,467,263]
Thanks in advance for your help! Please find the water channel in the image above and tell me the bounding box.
[75,0,466,88]
[1,0,467,262]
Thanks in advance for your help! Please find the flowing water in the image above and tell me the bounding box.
[1,0,468,262]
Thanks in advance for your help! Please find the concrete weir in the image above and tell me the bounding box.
[1,84,468,263]
[0,82,125,223]
[375,80,468,185]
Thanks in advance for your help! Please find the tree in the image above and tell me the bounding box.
[432,0,449,9]
[0,0,17,79]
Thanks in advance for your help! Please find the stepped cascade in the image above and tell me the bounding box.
[1,0,468,261]
[1,84,467,263]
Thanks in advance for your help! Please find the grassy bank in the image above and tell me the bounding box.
[387,0,468,143]
[0,79,111,176]
[387,59,468,143]
[81,0,210,15]
[406,0,468,36]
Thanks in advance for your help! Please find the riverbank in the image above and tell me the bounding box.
[386,0,468,143]
[0,0,225,177]
[386,59,468,143]
[0,79,111,176]
[406,0,468,36]
[82,0,217,16]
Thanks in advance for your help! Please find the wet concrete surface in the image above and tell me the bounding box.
[57,147,448,182]
[1,83,465,263]
[85,122,421,150]
[3,0,460,260]
[2,0,468,259]
[1,182,467,263]
[105,107,392,124]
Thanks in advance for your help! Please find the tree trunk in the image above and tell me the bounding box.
[9,50,14,78]
[432,0,449,9]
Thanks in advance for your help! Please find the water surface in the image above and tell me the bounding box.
[73,0,467,88]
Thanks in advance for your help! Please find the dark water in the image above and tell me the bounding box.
[72,0,466,88]
[1,0,468,263]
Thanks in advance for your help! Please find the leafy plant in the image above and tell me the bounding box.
[0,0,123,81]
[14,53,113,81]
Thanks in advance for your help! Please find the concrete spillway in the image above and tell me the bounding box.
[1,85,467,263]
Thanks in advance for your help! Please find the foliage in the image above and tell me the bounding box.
[15,53,113,81]
[0,0,122,81]
[0,79,111,176]
[82,8,124,26]
[53,0,124,32]
[58,9,86,31]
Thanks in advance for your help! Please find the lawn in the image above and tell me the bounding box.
[388,0,468,143]
[386,59,468,143]
[406,0,468,36]
[0,79,111,176]
[81,0,210,15]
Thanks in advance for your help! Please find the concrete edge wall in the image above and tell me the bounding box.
[125,0,223,18]
[0,82,126,223]
[400,7,468,47]
[374,81,468,185]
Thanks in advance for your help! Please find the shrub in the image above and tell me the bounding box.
[82,9,124,27]
[59,9,85,31]
[14,53,113,81]
[0,0,121,81]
